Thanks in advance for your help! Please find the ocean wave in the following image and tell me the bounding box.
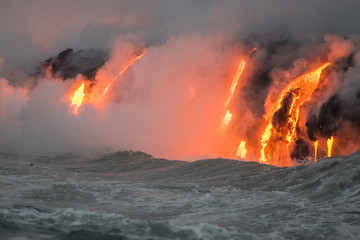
[0,150,359,239]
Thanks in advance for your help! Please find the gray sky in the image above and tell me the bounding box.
[1,0,359,67]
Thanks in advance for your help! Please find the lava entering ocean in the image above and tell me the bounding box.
[213,34,360,166]
[67,50,146,114]
[220,59,246,133]
[259,63,331,166]
[70,82,85,115]
[1,33,360,166]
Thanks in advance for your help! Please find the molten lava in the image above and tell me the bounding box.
[236,141,247,159]
[314,140,318,160]
[220,110,232,132]
[327,136,334,157]
[71,82,85,115]
[220,59,246,133]
[260,62,331,166]
[102,51,146,96]
[225,59,246,107]
[67,50,145,115]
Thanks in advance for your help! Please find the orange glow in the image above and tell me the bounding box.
[260,62,331,166]
[327,136,334,157]
[102,51,146,96]
[220,110,232,132]
[225,59,245,107]
[236,141,247,159]
[314,140,319,161]
[189,85,196,100]
[71,82,85,115]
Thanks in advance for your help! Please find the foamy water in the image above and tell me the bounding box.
[0,150,359,239]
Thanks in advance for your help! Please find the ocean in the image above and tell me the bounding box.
[0,150,359,240]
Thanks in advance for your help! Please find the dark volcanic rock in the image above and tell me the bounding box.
[291,138,310,160]
[41,49,108,80]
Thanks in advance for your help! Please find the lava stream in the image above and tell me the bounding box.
[236,141,247,159]
[314,140,318,161]
[225,59,246,107]
[219,59,246,132]
[260,62,331,166]
[71,82,85,115]
[220,110,232,132]
[327,136,334,157]
[102,51,146,96]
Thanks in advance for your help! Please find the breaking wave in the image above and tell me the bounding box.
[0,150,359,239]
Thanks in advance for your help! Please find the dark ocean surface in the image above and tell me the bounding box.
[0,150,359,239]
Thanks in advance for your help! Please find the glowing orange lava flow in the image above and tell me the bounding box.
[220,110,232,131]
[71,82,85,115]
[327,136,334,157]
[314,140,319,160]
[225,59,246,107]
[103,51,146,96]
[260,62,331,165]
[220,59,246,132]
[236,141,247,159]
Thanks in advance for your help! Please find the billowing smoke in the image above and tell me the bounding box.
[1,1,360,163]
[0,35,235,159]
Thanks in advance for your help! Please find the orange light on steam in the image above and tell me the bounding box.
[71,82,85,115]
[327,136,334,157]
[189,85,196,100]
[260,62,331,165]
[236,141,247,160]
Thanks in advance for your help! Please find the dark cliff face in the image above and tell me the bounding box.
[41,48,109,80]
[305,54,360,143]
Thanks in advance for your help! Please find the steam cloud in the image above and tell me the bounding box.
[1,0,360,160]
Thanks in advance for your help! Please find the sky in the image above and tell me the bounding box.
[1,0,359,67]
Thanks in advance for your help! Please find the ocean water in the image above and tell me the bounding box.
[0,150,359,240]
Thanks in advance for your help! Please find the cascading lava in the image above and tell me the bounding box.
[217,47,337,166]
[54,42,357,166]
[236,141,247,159]
[220,59,246,133]
[314,140,318,160]
[210,41,352,166]
[70,82,86,115]
[327,136,334,157]
[67,50,146,114]
[5,34,360,165]
[102,51,146,96]
[259,63,331,166]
